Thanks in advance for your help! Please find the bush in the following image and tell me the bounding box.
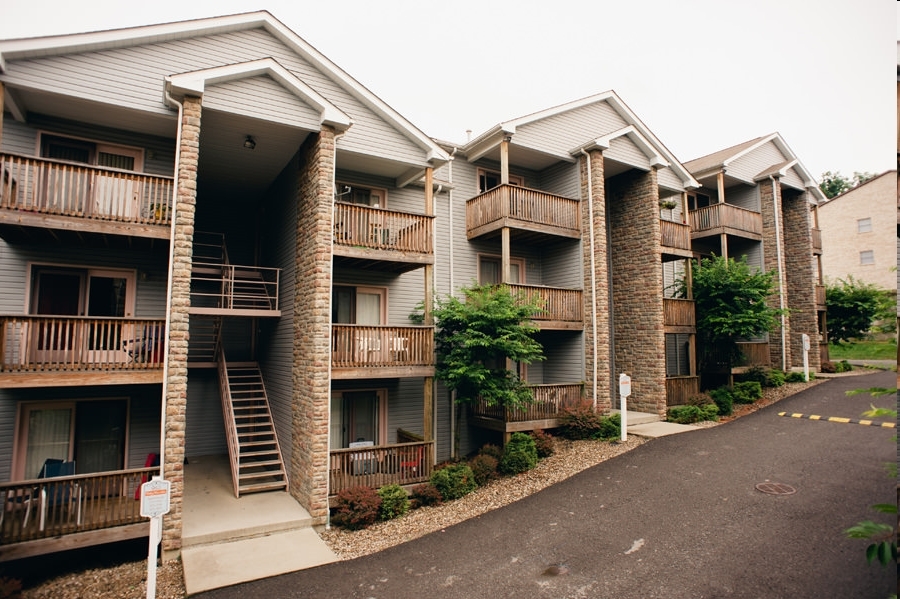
[686,392,714,407]
[430,462,477,500]
[410,483,442,508]
[499,432,539,475]
[785,371,808,383]
[820,360,836,373]
[732,380,762,404]
[478,444,504,461]
[331,486,382,530]
[468,453,500,486]
[597,413,621,440]
[377,484,410,521]
[531,429,555,458]
[558,401,605,440]
[766,369,785,387]
[709,387,733,416]
[835,360,854,373]
[741,366,769,387]
[667,404,719,424]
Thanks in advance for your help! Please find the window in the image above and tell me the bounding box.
[40,134,144,172]
[477,169,523,194]
[859,250,874,265]
[332,286,386,325]
[687,193,711,210]
[14,399,128,480]
[335,182,386,208]
[478,255,525,285]
[665,334,692,377]
[330,390,387,448]
[857,218,872,233]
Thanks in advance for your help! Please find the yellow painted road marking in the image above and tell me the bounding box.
[777,412,895,428]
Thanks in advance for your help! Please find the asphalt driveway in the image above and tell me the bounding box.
[199,370,897,599]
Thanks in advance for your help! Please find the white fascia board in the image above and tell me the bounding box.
[164,58,352,131]
[464,125,515,163]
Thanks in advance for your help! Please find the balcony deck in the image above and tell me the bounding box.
[660,219,693,258]
[663,298,695,333]
[0,316,165,387]
[466,185,581,241]
[689,203,762,240]
[0,153,173,243]
[190,263,281,317]
[331,324,434,379]
[333,203,434,273]
[469,383,585,432]
[506,284,583,330]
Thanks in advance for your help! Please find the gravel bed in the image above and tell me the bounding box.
[15,376,832,597]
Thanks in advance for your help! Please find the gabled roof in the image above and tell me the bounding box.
[683,136,766,176]
[0,11,448,166]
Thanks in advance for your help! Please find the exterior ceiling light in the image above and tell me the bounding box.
[243,136,256,150]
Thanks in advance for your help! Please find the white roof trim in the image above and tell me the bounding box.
[164,58,352,131]
[728,132,825,202]
[572,125,670,169]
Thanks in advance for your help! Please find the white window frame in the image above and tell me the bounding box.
[26,263,137,317]
[37,131,145,172]
[329,388,388,449]
[859,250,875,265]
[335,181,387,208]
[477,169,524,194]
[478,254,526,285]
[857,218,872,233]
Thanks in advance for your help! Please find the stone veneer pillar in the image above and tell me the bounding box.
[781,190,821,370]
[290,128,335,523]
[580,151,611,411]
[759,178,791,370]
[161,95,201,556]
[606,169,667,416]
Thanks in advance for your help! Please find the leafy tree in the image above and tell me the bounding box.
[819,170,877,199]
[826,277,895,344]
[688,255,785,373]
[432,284,545,409]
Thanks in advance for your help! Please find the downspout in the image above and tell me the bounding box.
[432,183,442,455]
[769,176,787,371]
[447,148,457,457]
[580,150,599,410]
[159,91,183,479]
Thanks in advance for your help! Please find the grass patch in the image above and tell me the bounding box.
[828,340,897,361]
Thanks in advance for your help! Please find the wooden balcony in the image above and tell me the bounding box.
[0,152,173,241]
[815,284,826,311]
[190,263,281,317]
[466,184,580,240]
[0,466,160,561]
[0,316,165,387]
[666,376,700,406]
[333,203,434,273]
[331,324,434,379]
[506,284,583,330]
[663,298,695,333]
[811,227,822,254]
[735,341,770,370]
[329,440,434,498]
[660,219,693,257]
[470,383,585,433]
[689,203,762,240]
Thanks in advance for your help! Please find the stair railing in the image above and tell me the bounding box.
[216,345,241,497]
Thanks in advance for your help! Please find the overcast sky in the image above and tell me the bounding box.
[1,0,895,181]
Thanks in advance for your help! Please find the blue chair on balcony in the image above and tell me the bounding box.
[35,459,79,531]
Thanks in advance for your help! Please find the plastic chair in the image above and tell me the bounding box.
[37,460,79,531]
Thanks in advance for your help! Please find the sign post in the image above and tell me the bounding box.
[140,476,171,599]
[619,373,632,442]
[801,333,811,382]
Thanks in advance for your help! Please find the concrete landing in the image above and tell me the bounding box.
[612,410,699,438]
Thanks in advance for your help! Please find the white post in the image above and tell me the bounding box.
[140,475,171,599]
[801,333,811,382]
[146,516,160,599]
[619,373,632,442]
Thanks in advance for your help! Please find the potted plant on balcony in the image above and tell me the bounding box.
[659,199,678,211]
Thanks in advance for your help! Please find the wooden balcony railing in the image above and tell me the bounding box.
[811,227,822,254]
[0,316,165,373]
[665,376,700,406]
[333,203,433,254]
[663,298,695,328]
[0,466,160,546]
[329,440,434,496]
[660,219,692,252]
[190,263,280,314]
[471,383,585,423]
[735,341,770,368]
[466,184,580,239]
[331,325,433,369]
[505,284,583,325]
[689,203,762,237]
[0,152,173,227]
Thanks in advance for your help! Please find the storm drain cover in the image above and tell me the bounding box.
[755,482,797,495]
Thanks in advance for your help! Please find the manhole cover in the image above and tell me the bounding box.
[755,482,796,495]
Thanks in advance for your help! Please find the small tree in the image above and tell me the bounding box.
[433,284,545,410]
[826,277,895,344]
[689,255,785,374]
[819,170,876,199]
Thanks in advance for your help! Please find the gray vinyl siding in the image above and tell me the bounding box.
[726,185,759,211]
[184,369,227,458]
[729,238,763,271]
[512,102,629,160]
[657,166,684,193]
[0,117,38,155]
[780,166,805,191]
[2,27,430,168]
[204,75,321,131]
[605,135,651,171]
[665,333,691,376]
[0,399,17,481]
[727,140,788,183]
[539,161,580,200]
[541,240,582,289]
[126,389,163,468]
[662,260,687,297]
[537,331,584,385]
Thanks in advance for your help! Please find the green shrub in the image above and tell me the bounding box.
[468,453,499,486]
[478,444,504,461]
[331,486,381,530]
[820,360,836,373]
[430,462,477,500]
[741,366,769,387]
[499,432,539,475]
[732,380,762,404]
[410,483,442,508]
[531,429,555,458]
[377,484,410,520]
[785,371,808,383]
[709,387,733,416]
[558,401,605,440]
[668,404,719,424]
[835,360,854,373]
[596,413,621,440]
[766,369,785,387]
[686,392,714,406]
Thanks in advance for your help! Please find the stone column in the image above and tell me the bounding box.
[161,95,201,557]
[290,128,335,523]
[782,189,820,370]
[581,150,611,411]
[607,168,667,417]
[759,178,791,369]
